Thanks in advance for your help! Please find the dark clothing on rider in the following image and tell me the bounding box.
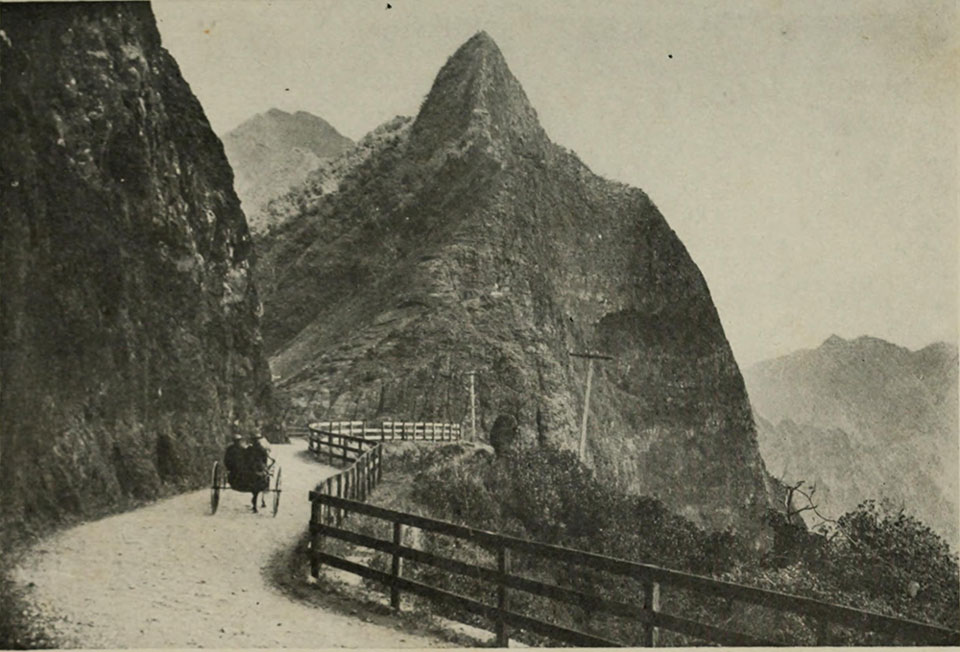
[224,441,246,486]
[243,442,272,491]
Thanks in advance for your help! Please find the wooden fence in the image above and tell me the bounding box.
[307,492,960,648]
[307,429,379,467]
[309,420,461,442]
[285,425,313,439]
[308,438,385,586]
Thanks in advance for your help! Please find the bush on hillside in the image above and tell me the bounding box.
[397,443,959,643]
[826,500,959,626]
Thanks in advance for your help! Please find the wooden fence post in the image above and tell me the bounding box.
[642,579,660,647]
[377,445,383,483]
[360,459,367,501]
[367,455,374,493]
[336,474,343,525]
[356,461,363,502]
[496,544,510,647]
[324,478,333,523]
[365,455,370,494]
[310,498,322,578]
[391,522,403,610]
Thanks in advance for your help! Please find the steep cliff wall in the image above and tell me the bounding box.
[0,2,279,529]
[258,33,775,533]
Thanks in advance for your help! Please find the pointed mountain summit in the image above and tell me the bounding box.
[257,33,777,533]
[409,31,547,158]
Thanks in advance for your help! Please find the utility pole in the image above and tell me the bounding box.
[466,370,477,442]
[569,351,613,460]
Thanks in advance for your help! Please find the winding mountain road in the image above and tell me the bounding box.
[12,440,443,648]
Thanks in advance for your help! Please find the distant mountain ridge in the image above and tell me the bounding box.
[255,32,778,534]
[258,116,413,235]
[221,108,353,233]
[745,335,959,547]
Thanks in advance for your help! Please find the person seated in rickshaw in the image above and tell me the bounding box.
[243,436,274,513]
[223,433,246,487]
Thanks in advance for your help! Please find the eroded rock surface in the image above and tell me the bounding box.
[0,2,279,528]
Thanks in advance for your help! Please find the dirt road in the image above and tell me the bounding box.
[12,440,443,648]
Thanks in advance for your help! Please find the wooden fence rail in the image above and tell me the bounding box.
[309,420,461,442]
[284,425,313,438]
[307,492,960,648]
[308,441,384,579]
[307,428,378,466]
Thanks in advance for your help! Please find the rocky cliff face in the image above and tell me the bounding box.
[746,336,959,547]
[258,32,775,532]
[222,109,353,235]
[0,2,279,529]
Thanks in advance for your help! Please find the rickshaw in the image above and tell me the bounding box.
[210,456,282,516]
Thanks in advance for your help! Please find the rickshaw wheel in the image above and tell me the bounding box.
[272,467,282,517]
[210,461,223,514]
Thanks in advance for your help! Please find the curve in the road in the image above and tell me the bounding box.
[12,440,444,648]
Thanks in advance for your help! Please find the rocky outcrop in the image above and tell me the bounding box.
[257,32,775,533]
[747,336,959,547]
[222,109,353,234]
[0,2,279,529]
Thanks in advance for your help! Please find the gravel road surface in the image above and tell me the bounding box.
[12,441,444,648]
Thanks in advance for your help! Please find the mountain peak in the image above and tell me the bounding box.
[409,31,547,157]
[820,334,909,355]
[459,30,504,58]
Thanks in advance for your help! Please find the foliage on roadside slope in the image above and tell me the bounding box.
[346,444,959,645]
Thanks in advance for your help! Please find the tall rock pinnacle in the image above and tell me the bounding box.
[257,32,776,533]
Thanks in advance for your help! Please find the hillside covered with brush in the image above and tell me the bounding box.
[0,2,279,532]
[256,32,777,533]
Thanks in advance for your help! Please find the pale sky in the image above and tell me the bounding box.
[153,0,958,366]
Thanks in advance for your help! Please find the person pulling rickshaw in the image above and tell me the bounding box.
[211,433,281,516]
